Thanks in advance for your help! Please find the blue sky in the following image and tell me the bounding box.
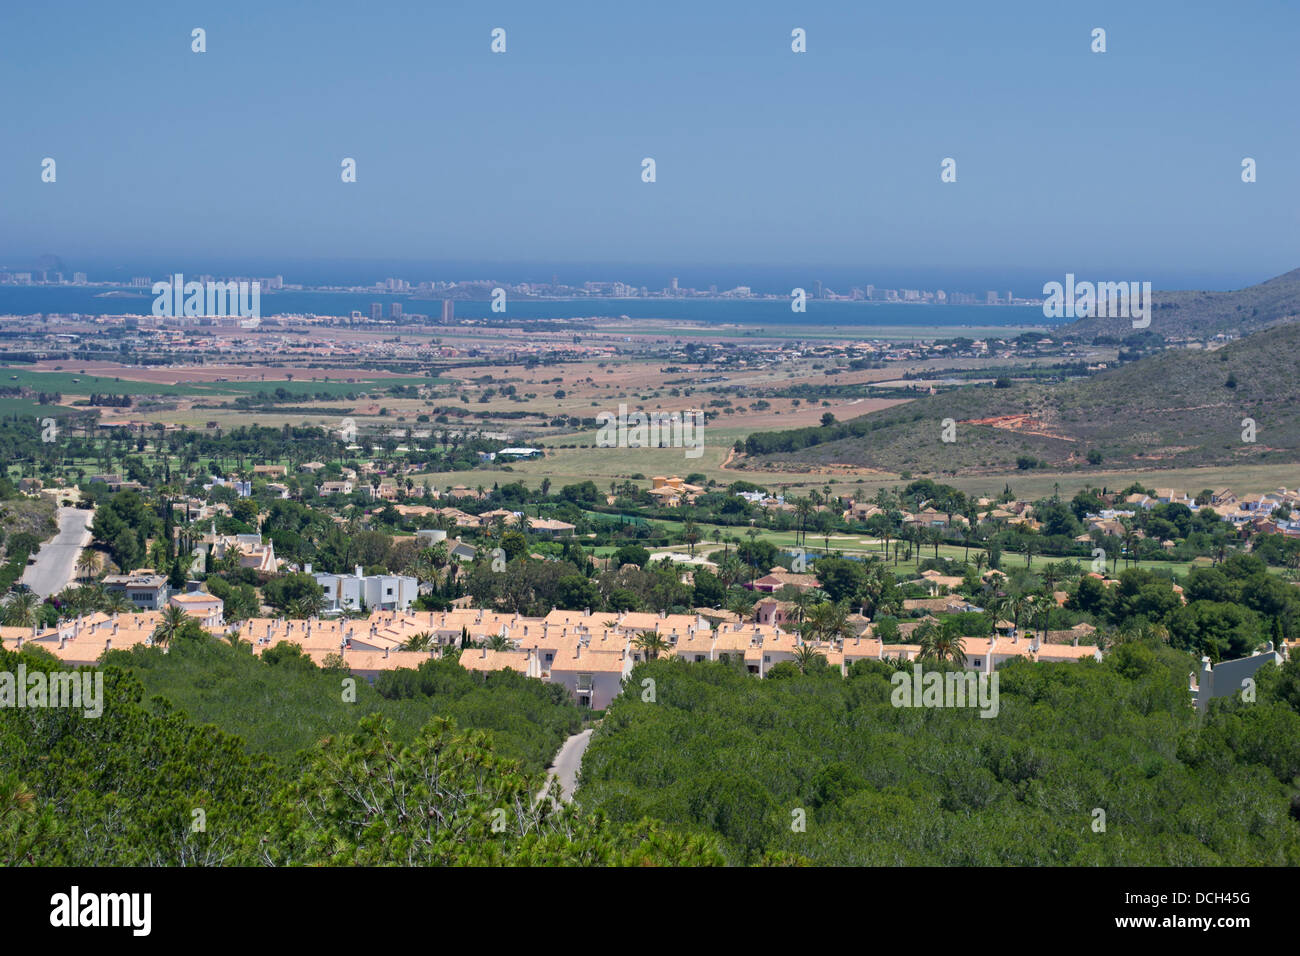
[1,0,1297,289]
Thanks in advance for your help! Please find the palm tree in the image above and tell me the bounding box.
[1010,588,1033,635]
[682,519,700,557]
[794,497,813,546]
[783,586,821,629]
[725,591,755,622]
[1022,533,1039,568]
[62,585,101,617]
[791,642,826,673]
[982,592,1007,630]
[75,548,103,582]
[716,553,746,590]
[401,631,436,651]
[287,592,324,619]
[1115,619,1170,647]
[1041,563,1062,593]
[151,604,189,649]
[1028,590,1053,642]
[102,589,132,614]
[2,591,38,628]
[1119,519,1139,569]
[802,600,855,645]
[633,630,671,661]
[917,623,968,666]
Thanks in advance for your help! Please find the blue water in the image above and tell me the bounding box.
[0,287,1045,329]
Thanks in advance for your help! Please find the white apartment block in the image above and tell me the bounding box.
[310,564,419,612]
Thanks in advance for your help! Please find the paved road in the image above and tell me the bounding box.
[20,507,94,598]
[537,728,594,807]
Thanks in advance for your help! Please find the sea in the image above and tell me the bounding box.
[0,287,1048,331]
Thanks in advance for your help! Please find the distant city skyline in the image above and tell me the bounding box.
[2,1,1296,285]
[0,261,1183,308]
[0,255,1280,301]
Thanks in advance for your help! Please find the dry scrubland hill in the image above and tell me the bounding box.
[742,321,1300,476]
[1061,267,1300,341]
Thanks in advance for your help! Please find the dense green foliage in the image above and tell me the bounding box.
[373,657,585,774]
[578,651,1300,865]
[0,644,720,865]
[107,635,581,775]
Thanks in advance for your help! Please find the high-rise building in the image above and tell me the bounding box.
[390,303,403,319]
[370,302,382,321]
[986,291,999,305]
[441,299,454,322]
[73,272,87,284]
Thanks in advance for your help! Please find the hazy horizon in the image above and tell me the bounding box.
[3,0,1296,284]
[0,256,1283,298]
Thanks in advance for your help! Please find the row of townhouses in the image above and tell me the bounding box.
[2,604,1291,713]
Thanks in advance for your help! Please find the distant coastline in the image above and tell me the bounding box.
[0,287,1045,330]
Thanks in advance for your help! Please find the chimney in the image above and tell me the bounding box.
[1196,656,1214,713]
[355,565,363,579]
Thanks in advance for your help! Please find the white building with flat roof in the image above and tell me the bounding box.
[311,565,419,613]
